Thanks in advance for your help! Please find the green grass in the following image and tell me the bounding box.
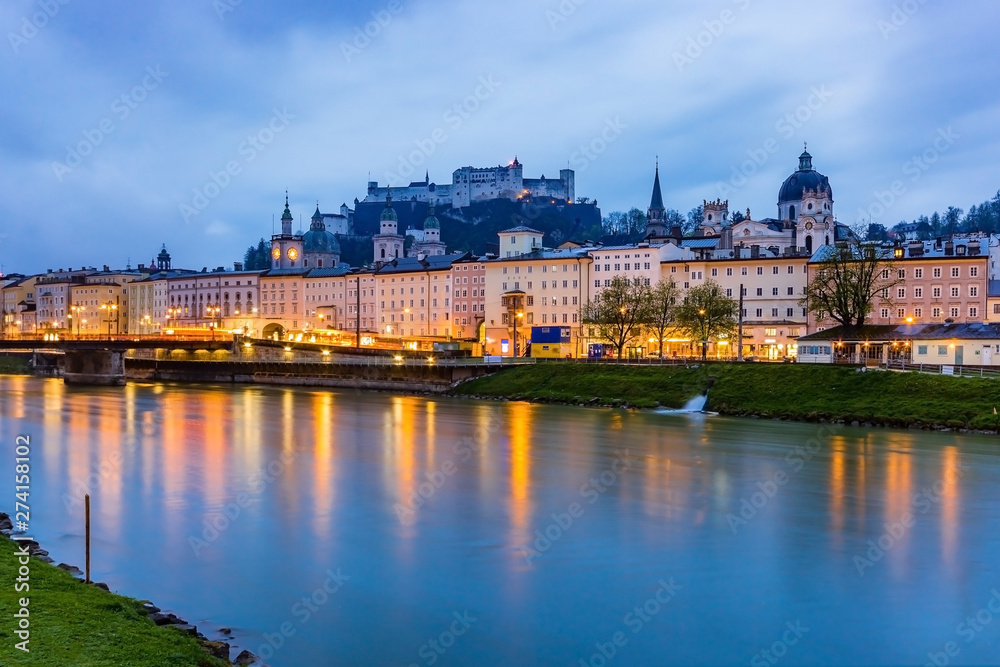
[453,362,1000,430]
[0,356,30,375]
[0,537,227,667]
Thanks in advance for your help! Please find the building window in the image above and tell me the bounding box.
[951,287,960,298]
[933,307,941,318]
[970,286,978,297]
[933,268,941,278]
[970,266,979,277]
[970,307,979,318]
[897,288,906,299]
[950,307,959,318]
[917,345,928,355]
[914,288,923,298]
[756,288,763,296]
[933,287,941,298]
[772,266,779,275]
[914,268,923,279]
[951,267,960,278]
[772,288,779,296]
[897,308,905,318]
[881,308,889,318]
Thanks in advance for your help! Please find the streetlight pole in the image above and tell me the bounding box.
[737,283,744,362]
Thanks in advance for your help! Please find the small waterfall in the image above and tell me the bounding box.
[682,394,708,412]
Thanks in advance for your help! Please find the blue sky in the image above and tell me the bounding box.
[1,0,998,273]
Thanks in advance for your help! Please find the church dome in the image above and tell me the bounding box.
[381,188,398,222]
[302,228,340,254]
[778,149,832,203]
[424,204,440,230]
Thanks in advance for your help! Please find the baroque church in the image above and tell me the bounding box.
[647,146,850,257]
[270,194,342,269]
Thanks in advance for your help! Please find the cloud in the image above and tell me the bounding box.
[1,0,998,273]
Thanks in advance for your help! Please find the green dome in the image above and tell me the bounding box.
[424,204,440,230]
[302,228,341,254]
[381,205,397,222]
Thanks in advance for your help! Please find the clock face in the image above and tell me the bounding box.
[272,247,281,259]
[288,248,299,260]
[805,222,814,230]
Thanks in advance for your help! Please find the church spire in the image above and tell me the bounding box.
[648,162,665,213]
[281,191,293,235]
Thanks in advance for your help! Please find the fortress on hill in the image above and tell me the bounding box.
[363,157,575,209]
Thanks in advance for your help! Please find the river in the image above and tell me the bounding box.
[0,376,998,666]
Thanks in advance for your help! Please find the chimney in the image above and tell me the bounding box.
[138,263,146,271]
[751,245,760,259]
[944,240,954,256]
[234,262,244,271]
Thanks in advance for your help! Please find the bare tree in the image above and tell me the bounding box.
[801,237,903,327]
[582,276,652,361]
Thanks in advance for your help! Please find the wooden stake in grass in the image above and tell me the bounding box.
[85,493,91,584]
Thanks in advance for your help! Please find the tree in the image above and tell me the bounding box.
[866,223,887,242]
[675,280,738,360]
[243,238,271,270]
[800,236,903,327]
[944,206,963,235]
[647,278,680,358]
[582,276,652,360]
[686,204,704,234]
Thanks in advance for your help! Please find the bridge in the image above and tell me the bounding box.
[0,336,234,352]
[0,337,235,385]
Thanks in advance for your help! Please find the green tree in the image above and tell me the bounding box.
[800,236,903,327]
[675,280,737,360]
[646,278,680,358]
[582,276,652,361]
[243,239,271,270]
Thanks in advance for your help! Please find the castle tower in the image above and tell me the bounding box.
[645,162,669,238]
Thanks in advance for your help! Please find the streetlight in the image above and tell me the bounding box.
[513,311,523,358]
[698,309,707,360]
[142,314,151,335]
[100,302,118,340]
[70,305,83,336]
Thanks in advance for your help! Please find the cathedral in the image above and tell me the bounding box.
[270,195,342,270]
[647,147,850,257]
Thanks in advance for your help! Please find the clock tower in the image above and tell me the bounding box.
[271,192,304,269]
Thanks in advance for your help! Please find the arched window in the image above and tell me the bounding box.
[223,302,230,317]
[825,235,830,246]
[381,248,386,259]
[805,235,813,253]
[789,205,795,220]
[247,291,252,301]
[318,259,324,268]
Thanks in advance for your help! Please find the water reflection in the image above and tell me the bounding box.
[0,378,998,666]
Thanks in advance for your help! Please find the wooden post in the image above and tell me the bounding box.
[85,494,91,584]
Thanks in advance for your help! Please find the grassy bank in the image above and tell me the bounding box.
[0,536,227,666]
[451,362,1000,430]
[0,355,30,375]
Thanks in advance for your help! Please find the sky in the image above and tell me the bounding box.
[1,0,998,274]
